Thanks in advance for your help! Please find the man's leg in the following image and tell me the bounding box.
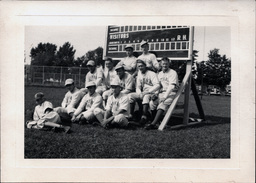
[128,93,140,119]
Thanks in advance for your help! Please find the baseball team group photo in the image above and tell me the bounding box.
[24,26,231,158]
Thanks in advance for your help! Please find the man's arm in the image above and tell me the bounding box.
[87,96,103,112]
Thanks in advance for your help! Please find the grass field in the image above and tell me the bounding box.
[25,86,230,158]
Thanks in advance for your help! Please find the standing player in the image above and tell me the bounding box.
[93,79,131,129]
[128,59,161,125]
[115,61,135,94]
[137,40,160,72]
[71,81,103,124]
[85,60,105,95]
[145,57,179,130]
[26,92,71,133]
[54,78,84,122]
[119,44,137,75]
[102,57,117,105]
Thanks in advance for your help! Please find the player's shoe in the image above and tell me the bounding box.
[144,123,158,130]
[63,126,71,133]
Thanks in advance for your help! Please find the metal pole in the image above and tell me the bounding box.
[201,63,203,99]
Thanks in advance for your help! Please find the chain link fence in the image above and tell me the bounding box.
[25,65,89,88]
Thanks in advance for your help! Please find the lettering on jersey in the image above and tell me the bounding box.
[86,98,93,109]
[142,77,153,86]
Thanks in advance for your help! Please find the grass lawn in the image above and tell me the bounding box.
[25,86,230,159]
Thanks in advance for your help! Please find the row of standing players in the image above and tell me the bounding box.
[26,40,179,133]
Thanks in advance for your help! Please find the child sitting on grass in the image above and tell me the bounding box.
[26,92,71,133]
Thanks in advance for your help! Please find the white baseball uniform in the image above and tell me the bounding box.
[150,68,179,111]
[27,101,61,129]
[129,70,160,104]
[102,68,118,100]
[94,93,130,127]
[55,87,84,117]
[73,92,103,121]
[85,66,105,94]
[120,56,137,75]
[138,53,159,71]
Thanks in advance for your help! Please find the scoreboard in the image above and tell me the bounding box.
[105,25,193,60]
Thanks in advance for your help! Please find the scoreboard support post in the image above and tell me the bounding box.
[158,27,205,131]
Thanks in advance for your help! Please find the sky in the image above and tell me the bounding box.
[25,26,230,64]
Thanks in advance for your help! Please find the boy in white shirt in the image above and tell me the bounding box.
[119,44,137,75]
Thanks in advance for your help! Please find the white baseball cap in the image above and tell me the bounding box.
[65,78,74,86]
[125,44,134,50]
[115,62,125,70]
[140,40,148,47]
[86,81,96,88]
[87,60,95,66]
[110,78,122,87]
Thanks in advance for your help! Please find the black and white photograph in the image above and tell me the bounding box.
[1,1,255,182]
[24,25,231,159]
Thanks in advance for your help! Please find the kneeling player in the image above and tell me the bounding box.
[145,57,179,130]
[71,81,103,124]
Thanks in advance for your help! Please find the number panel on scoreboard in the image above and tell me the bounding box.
[105,26,191,60]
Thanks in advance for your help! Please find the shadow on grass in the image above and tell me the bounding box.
[167,112,230,130]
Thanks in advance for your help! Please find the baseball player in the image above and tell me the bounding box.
[85,60,105,95]
[71,81,103,124]
[145,57,179,130]
[137,40,160,72]
[26,92,71,133]
[93,78,134,129]
[114,61,135,94]
[102,57,118,105]
[128,59,161,125]
[119,44,137,75]
[54,78,85,122]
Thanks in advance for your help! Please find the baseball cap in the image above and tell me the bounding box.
[136,59,146,65]
[115,62,125,70]
[86,81,96,88]
[34,92,44,100]
[140,40,148,47]
[110,78,122,87]
[104,57,113,62]
[125,44,134,50]
[87,60,95,66]
[65,78,74,86]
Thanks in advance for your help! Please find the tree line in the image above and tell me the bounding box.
[29,42,231,90]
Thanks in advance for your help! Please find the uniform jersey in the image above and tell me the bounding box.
[137,70,160,92]
[85,67,104,87]
[138,53,159,71]
[116,72,135,93]
[106,93,130,117]
[120,56,137,74]
[33,101,54,121]
[158,68,179,95]
[103,68,117,88]
[61,87,84,109]
[74,92,103,116]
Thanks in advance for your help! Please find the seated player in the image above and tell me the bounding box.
[102,57,118,105]
[128,59,160,125]
[71,81,103,124]
[85,60,105,95]
[93,78,134,129]
[137,40,160,72]
[54,78,84,122]
[26,92,71,133]
[119,44,137,75]
[145,57,179,130]
[114,61,135,94]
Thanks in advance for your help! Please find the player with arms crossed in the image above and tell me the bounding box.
[145,57,179,130]
[119,44,137,76]
[128,59,161,125]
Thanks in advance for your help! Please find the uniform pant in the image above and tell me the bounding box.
[149,93,175,111]
[128,92,151,104]
[93,108,129,127]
